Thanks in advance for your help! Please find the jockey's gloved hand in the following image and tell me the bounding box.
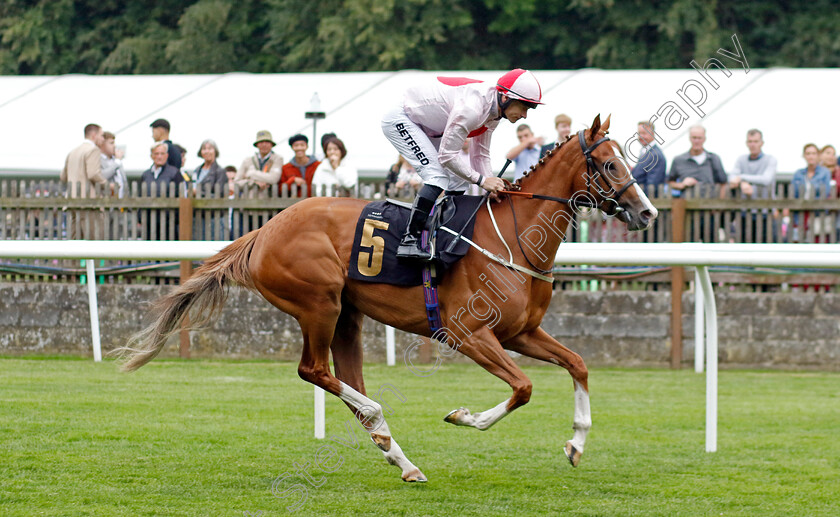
[481,176,505,193]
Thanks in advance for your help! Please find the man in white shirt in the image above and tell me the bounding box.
[381,68,544,260]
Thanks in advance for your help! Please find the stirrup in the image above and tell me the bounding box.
[396,235,432,261]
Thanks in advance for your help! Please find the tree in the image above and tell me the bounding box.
[0,0,836,75]
[166,0,237,73]
[264,0,474,71]
[0,0,76,74]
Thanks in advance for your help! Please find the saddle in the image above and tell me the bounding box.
[348,195,484,286]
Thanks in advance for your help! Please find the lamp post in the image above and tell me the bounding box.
[304,92,326,158]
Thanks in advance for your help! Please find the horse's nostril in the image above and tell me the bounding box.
[640,209,653,222]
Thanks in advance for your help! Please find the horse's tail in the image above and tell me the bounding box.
[116,230,261,372]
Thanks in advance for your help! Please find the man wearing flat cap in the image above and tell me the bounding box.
[280,134,320,197]
[235,130,284,190]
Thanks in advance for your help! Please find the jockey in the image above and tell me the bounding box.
[381,68,543,260]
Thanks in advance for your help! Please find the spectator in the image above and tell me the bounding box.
[61,123,106,239]
[99,131,128,198]
[667,125,727,197]
[141,141,183,196]
[396,163,423,195]
[224,165,238,240]
[191,139,227,195]
[150,118,182,170]
[786,144,832,245]
[792,143,831,199]
[140,142,182,240]
[729,129,777,197]
[320,132,338,161]
[386,155,423,197]
[631,121,667,188]
[506,123,543,181]
[225,165,237,198]
[61,123,106,198]
[540,114,572,158]
[280,134,320,196]
[819,145,840,196]
[235,130,283,191]
[727,129,777,243]
[311,137,358,196]
[385,155,403,195]
[174,143,190,183]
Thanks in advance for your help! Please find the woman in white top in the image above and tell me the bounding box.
[311,137,358,197]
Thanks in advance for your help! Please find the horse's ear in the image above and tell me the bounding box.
[602,114,611,133]
[590,114,601,137]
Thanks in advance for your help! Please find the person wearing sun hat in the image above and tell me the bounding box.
[234,129,283,190]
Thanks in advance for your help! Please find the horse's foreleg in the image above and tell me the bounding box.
[326,303,426,483]
[443,327,532,431]
[504,327,591,467]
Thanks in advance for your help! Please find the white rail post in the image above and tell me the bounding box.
[386,325,396,366]
[314,386,325,439]
[694,268,704,373]
[85,259,102,362]
[697,266,718,453]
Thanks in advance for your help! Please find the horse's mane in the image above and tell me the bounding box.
[513,132,577,187]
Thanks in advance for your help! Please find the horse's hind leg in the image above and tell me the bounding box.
[330,300,366,397]
[504,327,591,467]
[304,300,426,483]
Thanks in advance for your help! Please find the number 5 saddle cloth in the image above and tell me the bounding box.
[349,195,484,286]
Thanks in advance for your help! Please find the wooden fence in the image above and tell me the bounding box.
[2,179,839,291]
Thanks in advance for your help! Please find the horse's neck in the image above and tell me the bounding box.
[513,150,579,257]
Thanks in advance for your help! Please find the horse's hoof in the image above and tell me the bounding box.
[402,468,427,483]
[444,407,469,425]
[565,441,582,467]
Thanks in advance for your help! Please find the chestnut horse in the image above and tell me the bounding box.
[119,115,656,482]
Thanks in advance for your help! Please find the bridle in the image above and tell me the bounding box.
[577,129,637,216]
[503,129,638,274]
[502,129,636,214]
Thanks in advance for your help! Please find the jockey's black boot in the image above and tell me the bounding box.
[397,185,441,261]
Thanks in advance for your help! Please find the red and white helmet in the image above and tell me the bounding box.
[496,69,543,105]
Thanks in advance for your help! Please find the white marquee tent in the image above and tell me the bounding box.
[0,67,836,179]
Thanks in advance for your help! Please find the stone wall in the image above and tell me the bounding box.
[1,283,838,369]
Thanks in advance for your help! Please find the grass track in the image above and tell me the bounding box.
[1,358,838,516]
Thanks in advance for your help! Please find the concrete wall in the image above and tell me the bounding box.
[1,283,838,369]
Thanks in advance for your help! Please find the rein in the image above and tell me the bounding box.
[500,129,639,274]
